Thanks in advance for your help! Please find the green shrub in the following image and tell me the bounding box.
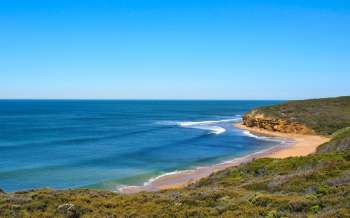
[310,205,321,214]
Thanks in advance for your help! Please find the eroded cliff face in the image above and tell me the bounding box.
[242,109,315,134]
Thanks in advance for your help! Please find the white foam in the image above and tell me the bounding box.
[209,126,226,134]
[242,130,262,139]
[143,170,194,186]
[157,117,241,135]
[177,118,241,127]
[242,130,287,143]
[181,125,226,134]
[116,170,194,192]
[174,117,241,135]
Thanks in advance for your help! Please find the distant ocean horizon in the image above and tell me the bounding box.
[0,100,284,192]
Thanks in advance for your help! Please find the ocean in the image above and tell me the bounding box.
[0,100,284,192]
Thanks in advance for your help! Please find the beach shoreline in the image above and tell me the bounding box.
[119,123,330,194]
[235,124,330,158]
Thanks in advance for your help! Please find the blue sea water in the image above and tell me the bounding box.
[0,100,284,192]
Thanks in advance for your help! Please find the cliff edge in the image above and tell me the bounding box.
[243,109,315,134]
[242,96,350,136]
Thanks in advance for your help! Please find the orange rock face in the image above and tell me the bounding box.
[242,110,315,135]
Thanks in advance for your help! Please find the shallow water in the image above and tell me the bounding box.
[0,100,284,192]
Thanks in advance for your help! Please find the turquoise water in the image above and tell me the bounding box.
[0,100,284,192]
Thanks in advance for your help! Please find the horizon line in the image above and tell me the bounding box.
[0,98,292,101]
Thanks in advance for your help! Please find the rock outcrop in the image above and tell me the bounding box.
[243,109,315,134]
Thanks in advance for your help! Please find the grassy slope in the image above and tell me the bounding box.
[1,96,350,218]
[250,96,350,135]
[1,150,350,217]
[317,128,350,153]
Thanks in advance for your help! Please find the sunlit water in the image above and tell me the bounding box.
[0,100,284,192]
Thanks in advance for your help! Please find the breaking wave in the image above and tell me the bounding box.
[159,117,241,135]
[242,130,288,143]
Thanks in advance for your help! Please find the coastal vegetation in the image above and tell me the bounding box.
[317,127,350,153]
[1,96,350,217]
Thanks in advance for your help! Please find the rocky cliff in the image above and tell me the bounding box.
[242,109,315,134]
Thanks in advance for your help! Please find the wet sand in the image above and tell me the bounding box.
[236,124,329,158]
[119,123,330,194]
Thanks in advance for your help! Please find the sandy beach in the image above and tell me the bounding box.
[119,123,330,194]
[235,124,330,158]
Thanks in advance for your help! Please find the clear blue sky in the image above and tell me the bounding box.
[1,0,349,100]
